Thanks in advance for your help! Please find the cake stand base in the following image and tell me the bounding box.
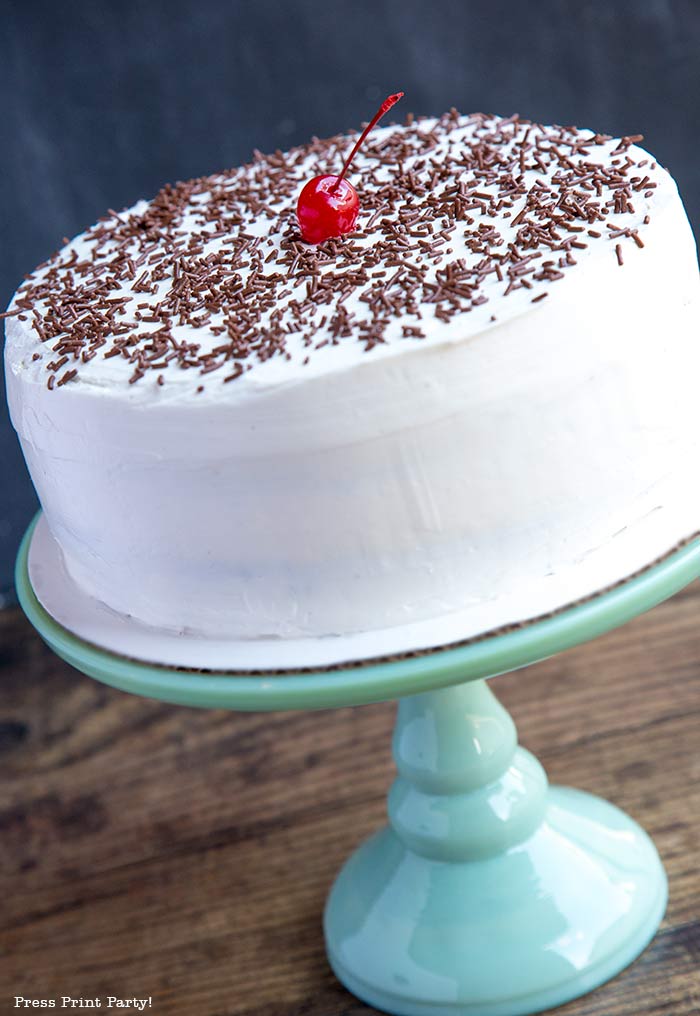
[325,680,667,1016]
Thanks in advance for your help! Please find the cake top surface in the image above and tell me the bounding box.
[4,110,673,399]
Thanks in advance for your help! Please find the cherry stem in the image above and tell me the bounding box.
[333,91,404,189]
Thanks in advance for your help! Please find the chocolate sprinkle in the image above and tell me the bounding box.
[9,112,658,392]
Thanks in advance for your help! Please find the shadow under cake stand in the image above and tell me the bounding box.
[16,514,700,1016]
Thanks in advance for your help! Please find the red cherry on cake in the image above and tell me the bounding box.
[296,175,359,245]
[297,91,404,245]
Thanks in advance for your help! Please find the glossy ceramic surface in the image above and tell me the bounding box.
[325,680,667,1015]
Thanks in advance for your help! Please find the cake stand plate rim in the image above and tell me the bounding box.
[15,512,700,710]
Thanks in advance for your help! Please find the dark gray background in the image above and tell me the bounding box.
[2,0,699,602]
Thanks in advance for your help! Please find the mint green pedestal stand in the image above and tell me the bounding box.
[15,520,700,1016]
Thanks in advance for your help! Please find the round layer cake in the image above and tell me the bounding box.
[4,111,700,657]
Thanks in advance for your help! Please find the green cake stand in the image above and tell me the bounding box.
[15,517,700,1016]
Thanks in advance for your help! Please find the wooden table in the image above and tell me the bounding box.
[1,585,699,1015]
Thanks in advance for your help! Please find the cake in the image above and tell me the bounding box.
[5,110,700,662]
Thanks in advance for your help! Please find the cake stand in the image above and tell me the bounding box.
[15,515,700,1016]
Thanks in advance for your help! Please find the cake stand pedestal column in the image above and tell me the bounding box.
[325,678,667,1016]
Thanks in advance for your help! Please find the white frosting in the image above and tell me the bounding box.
[5,115,700,665]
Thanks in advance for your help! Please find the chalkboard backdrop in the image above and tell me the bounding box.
[1,0,699,602]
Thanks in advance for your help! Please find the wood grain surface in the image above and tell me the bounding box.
[1,585,699,1015]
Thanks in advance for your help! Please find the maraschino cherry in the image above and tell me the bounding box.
[297,91,404,244]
